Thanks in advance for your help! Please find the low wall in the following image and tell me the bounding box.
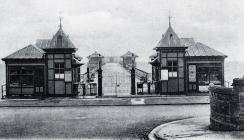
[210,78,244,131]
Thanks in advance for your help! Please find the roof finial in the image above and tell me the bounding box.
[168,15,171,27]
[168,10,172,27]
[59,17,62,29]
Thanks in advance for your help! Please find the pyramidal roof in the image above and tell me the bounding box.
[87,51,104,59]
[156,22,184,48]
[2,44,45,60]
[121,51,138,57]
[48,27,76,49]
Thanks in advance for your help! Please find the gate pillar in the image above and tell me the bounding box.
[131,67,136,95]
[97,61,103,97]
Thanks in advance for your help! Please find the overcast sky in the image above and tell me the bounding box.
[0,0,244,62]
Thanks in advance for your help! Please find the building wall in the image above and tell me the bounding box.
[47,53,73,96]
[158,50,186,94]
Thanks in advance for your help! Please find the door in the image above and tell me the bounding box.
[34,67,44,96]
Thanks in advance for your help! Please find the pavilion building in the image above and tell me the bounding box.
[2,23,83,98]
[150,19,227,95]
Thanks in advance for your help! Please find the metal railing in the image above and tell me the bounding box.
[1,84,6,99]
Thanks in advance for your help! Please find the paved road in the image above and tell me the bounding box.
[0,105,209,139]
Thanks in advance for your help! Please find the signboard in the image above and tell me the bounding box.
[161,69,168,81]
[189,65,196,82]
[65,71,72,82]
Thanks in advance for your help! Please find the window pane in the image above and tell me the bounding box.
[54,54,64,58]
[65,59,71,68]
[198,73,209,85]
[173,61,178,67]
[178,53,184,57]
[65,54,71,58]
[22,75,33,86]
[48,69,54,80]
[210,72,221,84]
[60,63,64,68]
[48,54,53,59]
[179,67,184,78]
[60,69,64,73]
[161,52,166,57]
[173,67,178,72]
[10,75,21,87]
[48,60,54,68]
[55,63,59,68]
[178,58,184,67]
[167,61,172,67]
[161,58,167,67]
[10,70,21,75]
[167,53,177,57]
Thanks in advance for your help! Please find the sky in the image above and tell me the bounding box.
[0,0,244,62]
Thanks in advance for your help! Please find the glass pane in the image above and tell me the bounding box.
[48,60,54,68]
[178,53,184,57]
[10,75,21,87]
[22,75,33,86]
[10,70,21,75]
[167,53,177,57]
[54,54,64,58]
[198,73,209,85]
[161,52,166,57]
[55,63,59,68]
[65,54,71,58]
[173,67,178,72]
[179,67,184,78]
[178,58,184,67]
[48,54,53,59]
[65,59,71,68]
[161,58,167,67]
[210,72,221,84]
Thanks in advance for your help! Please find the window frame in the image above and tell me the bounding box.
[167,60,178,78]
[54,62,65,80]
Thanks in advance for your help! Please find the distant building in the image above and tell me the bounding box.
[2,23,83,98]
[150,19,227,94]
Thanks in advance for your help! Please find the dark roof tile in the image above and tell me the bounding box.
[2,45,45,60]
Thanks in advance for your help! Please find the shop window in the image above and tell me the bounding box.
[198,66,222,85]
[9,67,34,88]
[55,63,64,79]
[168,61,178,77]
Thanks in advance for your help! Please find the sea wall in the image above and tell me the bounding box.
[210,78,244,130]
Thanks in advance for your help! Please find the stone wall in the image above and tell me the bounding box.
[210,78,244,130]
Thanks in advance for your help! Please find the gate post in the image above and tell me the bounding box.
[131,66,136,95]
[97,61,103,97]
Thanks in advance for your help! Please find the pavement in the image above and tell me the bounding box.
[149,116,244,140]
[0,105,210,139]
[0,95,209,107]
